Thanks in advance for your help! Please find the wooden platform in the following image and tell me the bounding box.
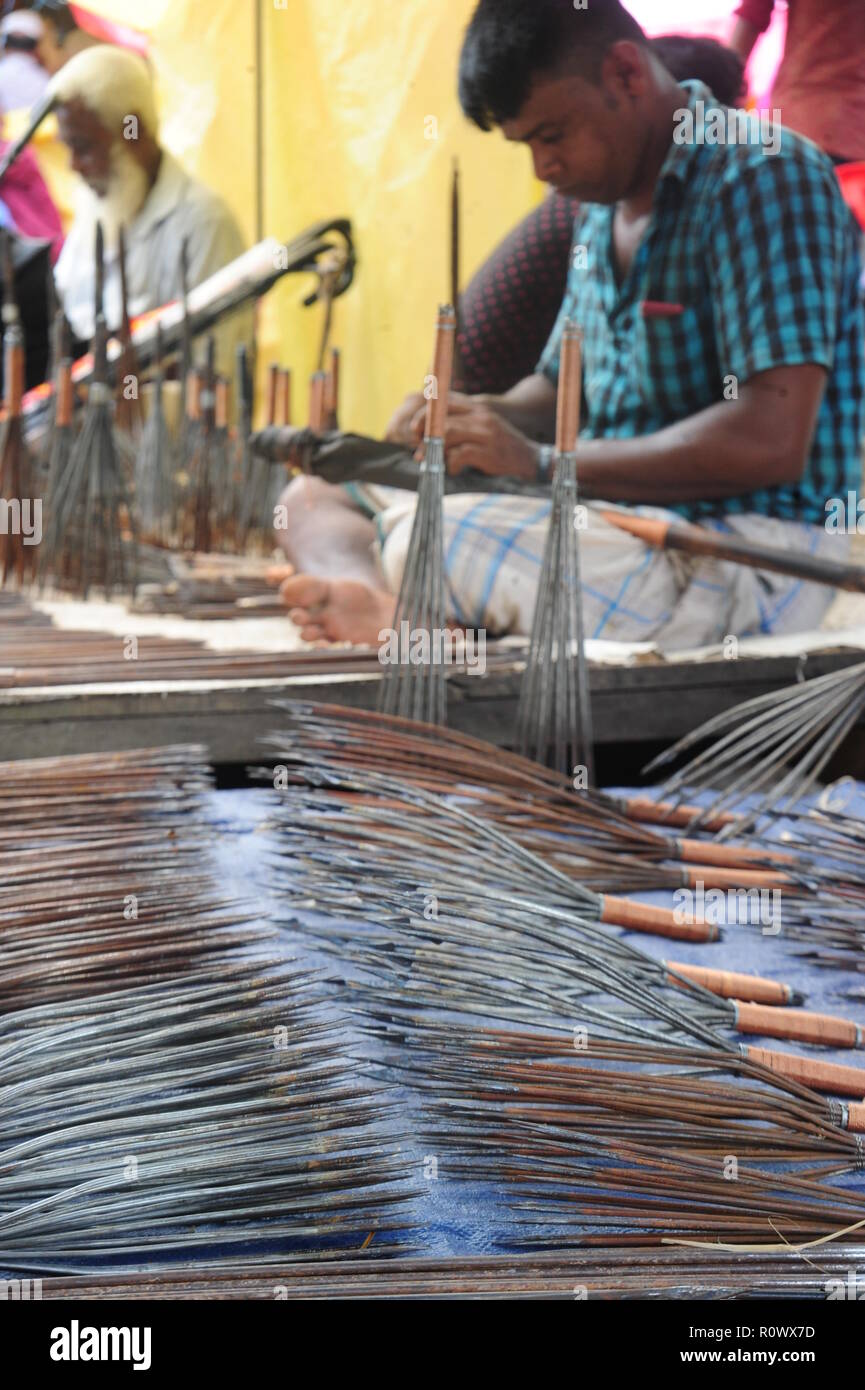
[1,648,863,764]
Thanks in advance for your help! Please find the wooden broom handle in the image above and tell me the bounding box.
[666,962,794,1006]
[309,371,326,430]
[555,318,581,455]
[426,304,456,440]
[267,363,279,426]
[848,1103,865,1132]
[621,795,737,831]
[4,339,23,414]
[279,368,292,427]
[56,361,74,428]
[215,378,229,430]
[679,865,790,891]
[186,371,201,421]
[600,895,718,943]
[677,838,795,871]
[745,1045,865,1097]
[325,348,339,421]
[735,1002,861,1049]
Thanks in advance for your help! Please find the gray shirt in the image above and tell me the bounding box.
[55,150,253,375]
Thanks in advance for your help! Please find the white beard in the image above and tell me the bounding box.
[73,145,152,256]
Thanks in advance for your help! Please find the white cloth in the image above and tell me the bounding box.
[55,151,252,375]
[348,485,843,651]
[0,53,49,113]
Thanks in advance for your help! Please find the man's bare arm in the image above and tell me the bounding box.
[482,373,558,440]
[439,364,827,501]
[729,17,761,65]
[576,364,826,502]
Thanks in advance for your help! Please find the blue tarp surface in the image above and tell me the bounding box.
[204,784,865,1259]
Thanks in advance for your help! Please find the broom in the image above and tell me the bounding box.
[323,349,339,430]
[378,303,456,725]
[516,317,594,780]
[601,508,865,595]
[134,322,177,545]
[43,310,75,514]
[188,336,217,554]
[0,229,36,586]
[234,342,256,549]
[114,223,142,444]
[210,374,233,546]
[39,223,137,598]
[308,369,327,430]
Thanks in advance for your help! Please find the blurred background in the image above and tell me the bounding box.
[6,0,788,434]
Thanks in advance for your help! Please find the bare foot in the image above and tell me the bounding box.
[266,563,295,585]
[279,573,396,645]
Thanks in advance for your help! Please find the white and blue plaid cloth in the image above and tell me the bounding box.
[355,485,843,649]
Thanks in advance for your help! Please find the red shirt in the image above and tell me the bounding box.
[736,0,865,160]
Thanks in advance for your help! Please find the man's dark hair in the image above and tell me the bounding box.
[3,33,37,51]
[459,0,647,131]
[15,1,78,37]
[651,34,745,108]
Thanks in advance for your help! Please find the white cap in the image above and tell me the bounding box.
[0,11,44,40]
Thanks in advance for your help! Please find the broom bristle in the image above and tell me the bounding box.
[515,318,594,780]
[378,304,456,726]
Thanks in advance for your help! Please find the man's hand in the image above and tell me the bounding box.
[384,391,427,448]
[384,390,538,480]
[384,390,480,450]
[441,398,538,480]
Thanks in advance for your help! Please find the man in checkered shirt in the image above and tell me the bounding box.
[278,0,864,651]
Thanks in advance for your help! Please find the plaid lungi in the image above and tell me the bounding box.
[347,484,842,651]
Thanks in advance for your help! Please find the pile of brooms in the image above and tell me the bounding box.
[262,699,865,1264]
[0,744,415,1274]
[2,723,864,1293]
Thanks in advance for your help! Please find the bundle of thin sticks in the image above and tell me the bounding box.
[264,701,827,903]
[114,224,142,444]
[0,744,250,1012]
[37,1245,865,1299]
[516,318,593,778]
[42,309,75,511]
[273,702,865,971]
[186,336,217,553]
[38,225,137,597]
[238,361,287,551]
[265,703,865,1088]
[265,704,865,1253]
[0,743,413,1275]
[134,323,178,545]
[0,229,36,586]
[379,305,456,725]
[646,659,865,836]
[0,596,524,686]
[391,1022,865,1247]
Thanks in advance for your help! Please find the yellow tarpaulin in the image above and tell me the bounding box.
[12,0,541,435]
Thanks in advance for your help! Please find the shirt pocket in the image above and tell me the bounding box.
[631,305,715,422]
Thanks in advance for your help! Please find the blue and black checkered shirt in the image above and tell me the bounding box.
[538,81,865,524]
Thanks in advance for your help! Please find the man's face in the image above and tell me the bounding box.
[501,45,649,205]
[57,98,115,196]
[33,17,66,75]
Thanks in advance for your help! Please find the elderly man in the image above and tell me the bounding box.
[277,0,863,653]
[51,43,249,372]
[8,0,137,78]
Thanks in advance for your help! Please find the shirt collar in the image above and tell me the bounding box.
[129,150,189,239]
[657,80,717,187]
